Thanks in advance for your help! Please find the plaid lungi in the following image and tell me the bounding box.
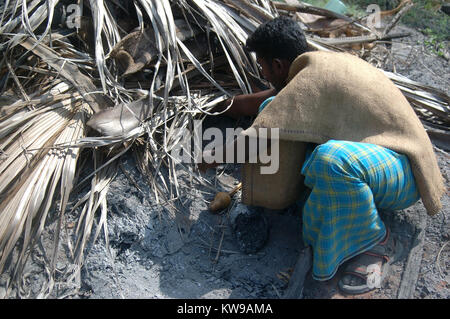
[301,140,420,281]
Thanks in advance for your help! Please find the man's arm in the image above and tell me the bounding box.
[212,88,277,119]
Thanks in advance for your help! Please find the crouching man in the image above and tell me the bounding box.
[200,16,444,295]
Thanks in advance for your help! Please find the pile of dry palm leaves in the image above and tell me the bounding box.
[0,0,448,298]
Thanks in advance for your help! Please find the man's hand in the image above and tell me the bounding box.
[210,89,277,119]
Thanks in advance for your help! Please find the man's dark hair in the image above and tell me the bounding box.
[245,16,309,62]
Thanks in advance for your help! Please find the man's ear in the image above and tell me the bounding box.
[272,58,283,72]
[272,58,290,74]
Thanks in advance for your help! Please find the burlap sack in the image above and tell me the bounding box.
[242,140,307,209]
[242,51,445,216]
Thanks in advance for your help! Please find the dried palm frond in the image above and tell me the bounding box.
[0,0,273,297]
[0,84,90,297]
[383,71,450,126]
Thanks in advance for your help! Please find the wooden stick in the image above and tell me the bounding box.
[272,1,353,22]
[224,0,274,23]
[397,209,427,299]
[229,182,242,197]
[382,2,414,38]
[313,31,411,46]
[283,246,313,298]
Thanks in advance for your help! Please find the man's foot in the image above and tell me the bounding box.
[338,229,399,295]
[229,204,269,254]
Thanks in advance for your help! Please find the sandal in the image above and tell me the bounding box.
[338,228,401,295]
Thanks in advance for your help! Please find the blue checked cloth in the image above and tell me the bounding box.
[258,97,420,281]
[301,140,420,280]
[258,96,276,113]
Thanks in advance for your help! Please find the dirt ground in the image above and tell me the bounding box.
[0,24,448,299]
